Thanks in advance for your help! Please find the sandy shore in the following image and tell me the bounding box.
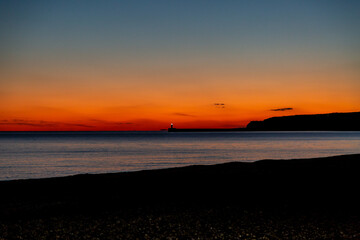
[1,154,360,239]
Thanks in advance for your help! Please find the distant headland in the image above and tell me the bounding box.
[168,111,360,132]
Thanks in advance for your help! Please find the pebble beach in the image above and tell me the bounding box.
[1,154,360,239]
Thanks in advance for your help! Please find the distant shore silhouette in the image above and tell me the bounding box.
[169,111,360,132]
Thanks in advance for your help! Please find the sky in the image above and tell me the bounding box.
[1,0,360,131]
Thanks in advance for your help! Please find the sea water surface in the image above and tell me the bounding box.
[1,131,360,181]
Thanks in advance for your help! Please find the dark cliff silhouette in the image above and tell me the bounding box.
[246,111,360,131]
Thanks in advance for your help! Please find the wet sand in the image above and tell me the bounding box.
[1,154,360,239]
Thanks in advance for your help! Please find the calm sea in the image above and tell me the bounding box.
[1,131,360,181]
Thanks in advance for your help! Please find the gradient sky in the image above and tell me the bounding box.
[1,0,360,130]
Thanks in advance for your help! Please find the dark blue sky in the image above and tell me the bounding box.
[2,0,359,66]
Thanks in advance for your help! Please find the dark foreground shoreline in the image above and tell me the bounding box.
[1,154,360,239]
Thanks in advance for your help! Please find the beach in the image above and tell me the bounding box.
[1,154,360,239]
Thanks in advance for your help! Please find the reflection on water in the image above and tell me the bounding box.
[1,131,360,180]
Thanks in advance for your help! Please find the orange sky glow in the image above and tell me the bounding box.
[1,63,359,131]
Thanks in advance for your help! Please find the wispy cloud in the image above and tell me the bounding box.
[66,123,94,128]
[270,107,293,112]
[0,119,57,127]
[88,119,133,125]
[113,122,133,125]
[214,103,225,108]
[0,119,94,128]
[172,113,196,117]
